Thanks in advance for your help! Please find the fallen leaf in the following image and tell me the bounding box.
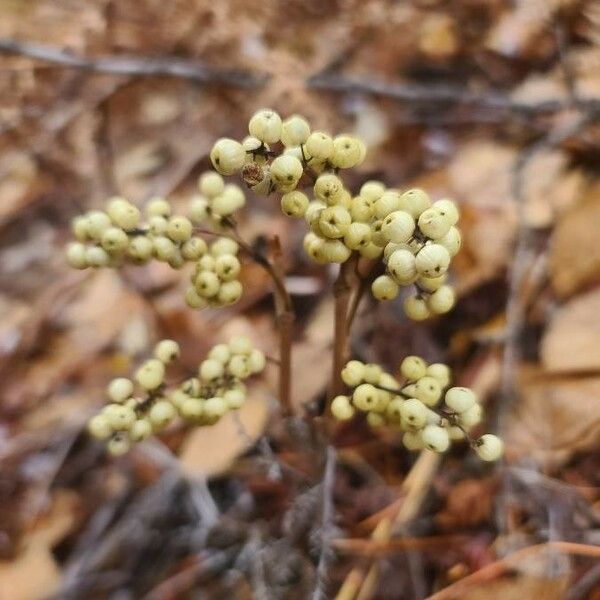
[541,287,600,373]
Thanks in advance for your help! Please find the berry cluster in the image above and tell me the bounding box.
[208,109,462,321]
[66,196,204,270]
[372,193,461,320]
[210,110,365,195]
[185,237,242,309]
[331,356,503,461]
[190,171,246,229]
[87,336,266,456]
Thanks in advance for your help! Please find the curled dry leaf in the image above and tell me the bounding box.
[541,287,600,373]
[504,367,600,465]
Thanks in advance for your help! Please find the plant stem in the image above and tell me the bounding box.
[329,254,358,403]
[202,223,295,415]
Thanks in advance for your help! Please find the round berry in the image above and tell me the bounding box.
[199,358,224,381]
[135,359,165,390]
[224,388,246,409]
[415,244,451,277]
[331,135,363,169]
[108,201,140,232]
[281,190,309,218]
[400,398,428,428]
[106,405,136,431]
[427,285,455,315]
[153,236,177,262]
[421,424,450,452]
[85,245,110,268]
[149,400,176,429]
[374,190,402,219]
[432,198,459,225]
[167,216,193,243]
[227,355,250,378]
[154,339,180,364]
[189,195,210,224]
[185,286,209,309]
[319,205,351,239]
[248,109,282,144]
[66,242,88,269]
[352,383,379,412]
[209,344,231,364]
[404,295,431,321]
[475,434,504,461]
[198,171,225,198]
[101,227,129,254]
[400,356,427,381]
[181,237,208,261]
[195,271,221,298]
[107,377,134,403]
[210,138,246,175]
[88,414,112,440]
[382,211,415,243]
[281,115,310,147]
[372,275,399,301]
[387,249,417,284]
[229,335,253,355]
[359,181,385,203]
[426,363,451,388]
[331,395,355,421]
[445,387,476,413]
[107,435,131,456]
[413,376,442,406]
[86,210,112,240]
[314,173,344,204]
[418,208,452,240]
[204,396,228,419]
[459,403,482,429]
[211,237,239,257]
[399,188,431,218]
[248,349,266,373]
[215,254,241,281]
[305,131,334,161]
[145,197,171,218]
[130,418,152,442]
[341,360,366,387]
[402,430,424,451]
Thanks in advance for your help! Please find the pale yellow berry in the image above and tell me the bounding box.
[384,242,410,261]
[426,363,451,388]
[154,339,180,364]
[208,343,231,364]
[400,356,427,381]
[305,131,334,161]
[220,389,244,410]
[106,404,136,431]
[198,254,216,271]
[399,188,431,218]
[359,242,383,259]
[199,358,225,381]
[71,216,90,241]
[86,246,111,268]
[86,210,113,240]
[400,398,428,428]
[319,205,351,239]
[135,359,165,390]
[149,400,176,429]
[437,226,461,257]
[166,216,192,243]
[414,376,442,406]
[416,274,447,292]
[189,195,210,224]
[367,412,385,427]
[180,397,204,420]
[66,242,88,269]
[145,197,171,218]
[212,193,239,217]
[445,387,476,413]
[214,254,241,281]
[459,403,482,429]
[402,383,418,397]
[281,115,310,147]
[305,200,327,226]
[331,395,355,420]
[88,414,112,440]
[331,135,363,169]
[403,431,424,450]
[204,396,228,419]
[352,383,380,411]
[199,171,225,198]
[415,244,451,277]
[153,236,177,262]
[421,424,450,452]
[427,285,455,315]
[349,196,373,223]
[359,181,385,203]
[322,239,351,263]
[432,198,459,226]
[248,349,266,373]
[227,355,250,378]
[370,220,387,247]
[372,275,399,301]
[387,249,417,284]
[217,278,242,305]
[181,378,201,398]
[210,138,246,175]
[101,227,129,254]
[107,377,134,403]
[341,360,366,387]
[418,208,452,240]
[195,271,221,298]
[381,210,415,244]
[130,418,152,442]
[404,296,431,321]
[148,215,167,236]
[344,222,371,250]
[271,155,304,188]
[281,190,309,218]
[229,335,253,355]
[168,247,185,269]
[181,237,207,261]
[475,434,504,461]
[374,190,402,219]
[248,109,282,144]
[211,237,239,257]
[185,286,209,309]
[361,364,381,384]
[304,234,326,263]
[107,435,131,456]
[109,202,140,232]
[386,398,404,423]
[242,135,265,155]
[314,173,344,204]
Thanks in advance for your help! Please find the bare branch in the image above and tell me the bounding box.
[0,37,268,88]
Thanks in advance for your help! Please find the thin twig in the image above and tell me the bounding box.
[346,260,378,333]
[0,37,267,88]
[425,542,600,600]
[311,445,337,600]
[330,255,359,401]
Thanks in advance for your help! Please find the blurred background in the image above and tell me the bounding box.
[0,1,599,599]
